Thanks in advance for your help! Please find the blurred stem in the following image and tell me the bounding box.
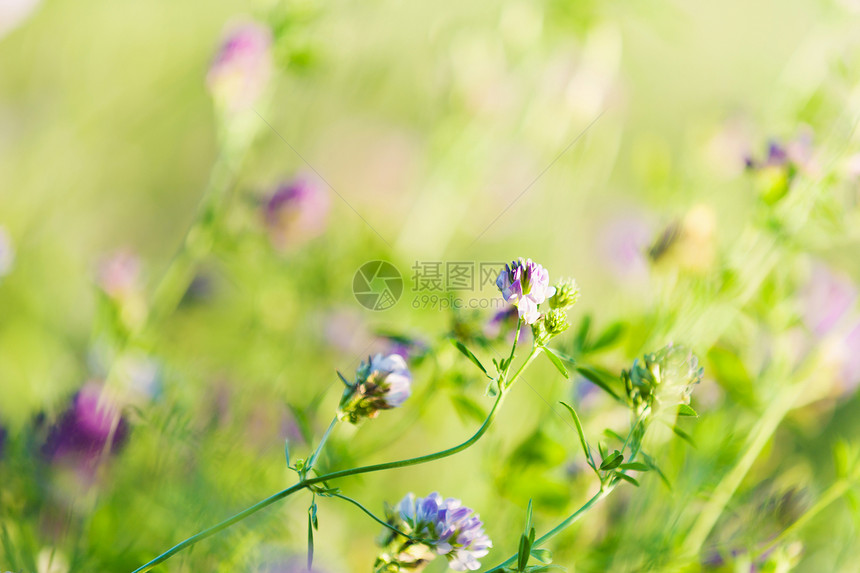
[679,381,807,561]
[133,339,539,573]
[755,468,860,559]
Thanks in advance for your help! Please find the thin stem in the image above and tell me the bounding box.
[131,482,306,573]
[133,327,538,572]
[330,493,418,541]
[306,416,338,472]
[679,383,805,560]
[483,488,613,572]
[132,391,508,572]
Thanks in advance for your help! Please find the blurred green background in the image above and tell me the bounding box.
[2,0,860,571]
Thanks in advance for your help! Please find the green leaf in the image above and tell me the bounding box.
[600,450,624,471]
[574,315,592,350]
[614,472,640,487]
[677,404,698,417]
[672,425,696,448]
[642,453,672,490]
[307,511,315,570]
[591,322,624,351]
[284,438,292,468]
[336,370,352,387]
[619,462,651,472]
[451,339,491,377]
[543,348,569,378]
[518,533,530,571]
[559,402,594,467]
[530,548,553,563]
[576,366,622,402]
[603,428,625,443]
[451,394,487,424]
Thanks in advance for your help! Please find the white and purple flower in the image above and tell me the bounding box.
[394,492,492,571]
[337,353,413,423]
[496,258,554,325]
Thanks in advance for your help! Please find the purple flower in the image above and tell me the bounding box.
[206,20,273,113]
[395,492,492,571]
[337,353,413,423]
[263,176,330,250]
[495,258,554,325]
[42,383,128,467]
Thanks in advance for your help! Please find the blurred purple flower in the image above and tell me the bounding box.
[0,226,14,278]
[598,212,652,279]
[96,250,141,299]
[42,383,128,466]
[801,262,857,337]
[263,176,330,250]
[206,20,272,113]
[396,492,492,571]
[0,424,6,459]
[496,258,554,324]
[484,305,528,344]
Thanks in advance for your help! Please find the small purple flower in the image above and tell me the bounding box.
[206,20,273,113]
[263,176,330,250]
[496,258,554,325]
[42,383,128,467]
[337,353,413,423]
[395,492,492,571]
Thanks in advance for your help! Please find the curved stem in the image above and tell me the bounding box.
[330,493,417,541]
[132,340,537,572]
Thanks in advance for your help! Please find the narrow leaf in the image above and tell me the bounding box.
[600,450,624,471]
[530,548,553,564]
[672,425,696,448]
[543,348,569,378]
[615,472,640,487]
[678,404,698,417]
[592,322,624,351]
[307,513,315,571]
[451,339,490,377]
[576,366,622,402]
[559,402,593,466]
[284,438,291,468]
[642,453,672,491]
[619,462,651,471]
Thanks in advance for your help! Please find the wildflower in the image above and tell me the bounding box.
[206,21,273,113]
[598,212,652,280]
[622,344,703,415]
[377,492,492,571]
[263,176,330,250]
[496,258,555,325]
[42,382,129,467]
[744,131,814,203]
[0,226,14,278]
[801,262,857,337]
[337,354,412,423]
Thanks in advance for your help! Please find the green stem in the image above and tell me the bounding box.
[484,488,613,572]
[132,329,539,572]
[679,383,805,560]
[330,493,417,541]
[306,416,338,473]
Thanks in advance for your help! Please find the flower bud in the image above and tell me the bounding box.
[622,344,703,414]
[337,354,412,424]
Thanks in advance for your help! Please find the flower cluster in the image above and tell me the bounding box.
[622,344,703,415]
[337,354,412,423]
[496,258,555,325]
[376,492,492,572]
